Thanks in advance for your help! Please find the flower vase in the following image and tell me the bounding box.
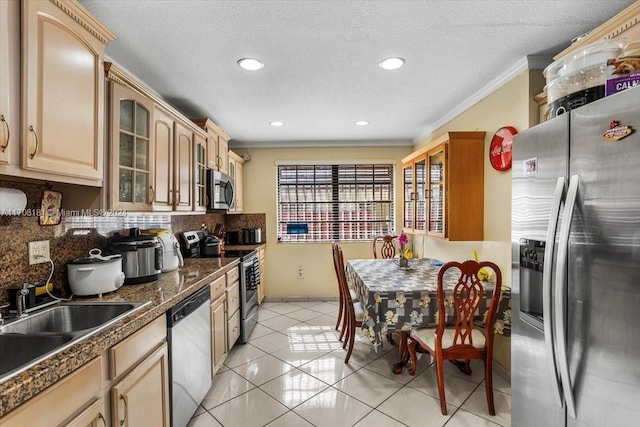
[398,257,409,268]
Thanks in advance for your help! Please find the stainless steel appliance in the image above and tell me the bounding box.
[207,169,235,210]
[511,86,640,426]
[106,228,163,284]
[224,249,261,343]
[180,230,221,258]
[179,230,202,258]
[167,286,212,427]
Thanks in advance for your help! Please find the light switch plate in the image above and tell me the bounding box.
[29,240,50,265]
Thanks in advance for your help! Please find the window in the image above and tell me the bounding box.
[277,163,395,242]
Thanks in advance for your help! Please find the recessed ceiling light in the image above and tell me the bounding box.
[379,57,405,70]
[355,120,369,126]
[270,121,284,127]
[237,58,264,71]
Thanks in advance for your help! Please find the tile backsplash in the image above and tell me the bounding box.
[0,181,265,305]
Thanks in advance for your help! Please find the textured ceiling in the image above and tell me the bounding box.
[79,0,636,146]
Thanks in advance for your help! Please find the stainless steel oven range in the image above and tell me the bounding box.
[223,249,260,343]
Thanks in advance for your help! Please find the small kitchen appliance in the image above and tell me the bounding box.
[241,228,262,244]
[106,228,163,284]
[142,228,184,272]
[199,233,221,257]
[67,249,125,296]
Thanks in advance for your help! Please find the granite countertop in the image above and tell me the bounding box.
[0,256,241,418]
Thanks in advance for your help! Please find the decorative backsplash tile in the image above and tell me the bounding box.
[0,181,265,305]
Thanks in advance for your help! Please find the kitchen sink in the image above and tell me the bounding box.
[0,303,140,334]
[0,301,148,381]
[0,333,74,379]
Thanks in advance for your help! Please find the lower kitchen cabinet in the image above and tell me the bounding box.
[211,292,227,373]
[111,343,170,427]
[109,315,169,427]
[258,247,266,304]
[66,398,107,427]
[228,309,241,350]
[210,274,228,375]
[0,356,103,427]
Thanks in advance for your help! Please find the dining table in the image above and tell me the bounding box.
[345,257,511,373]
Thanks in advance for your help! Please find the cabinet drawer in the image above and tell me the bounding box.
[226,266,239,285]
[226,281,240,317]
[227,310,240,350]
[0,357,102,427]
[109,314,166,380]
[210,274,226,300]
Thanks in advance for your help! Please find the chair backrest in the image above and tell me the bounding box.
[373,235,398,259]
[436,260,502,349]
[332,243,353,303]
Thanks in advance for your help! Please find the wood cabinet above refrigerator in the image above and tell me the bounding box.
[402,131,485,241]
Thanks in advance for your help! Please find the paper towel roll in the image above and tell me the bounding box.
[0,187,27,215]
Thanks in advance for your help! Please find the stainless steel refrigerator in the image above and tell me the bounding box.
[511,85,640,427]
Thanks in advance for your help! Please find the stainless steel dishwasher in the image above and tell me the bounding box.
[167,285,212,427]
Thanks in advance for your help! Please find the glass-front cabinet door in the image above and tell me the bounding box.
[414,157,426,233]
[402,162,414,230]
[110,82,154,211]
[194,132,207,212]
[427,145,446,237]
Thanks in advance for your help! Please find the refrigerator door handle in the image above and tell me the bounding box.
[543,177,566,408]
[554,174,579,420]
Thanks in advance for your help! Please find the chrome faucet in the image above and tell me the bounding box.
[16,285,30,318]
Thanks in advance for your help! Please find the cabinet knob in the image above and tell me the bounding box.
[28,125,39,159]
[0,115,9,153]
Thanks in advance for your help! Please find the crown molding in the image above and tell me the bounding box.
[229,139,413,149]
[414,55,552,143]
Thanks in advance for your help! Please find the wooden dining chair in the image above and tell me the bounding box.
[332,243,364,363]
[331,243,359,336]
[406,259,502,416]
[372,235,398,259]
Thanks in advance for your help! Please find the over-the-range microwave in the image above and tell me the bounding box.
[207,169,235,210]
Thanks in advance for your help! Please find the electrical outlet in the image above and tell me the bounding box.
[298,266,304,279]
[28,240,50,265]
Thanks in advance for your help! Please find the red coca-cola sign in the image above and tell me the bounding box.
[489,126,517,171]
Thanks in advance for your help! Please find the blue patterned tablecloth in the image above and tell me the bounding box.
[345,258,511,351]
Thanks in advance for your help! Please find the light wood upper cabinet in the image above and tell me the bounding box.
[152,106,175,211]
[402,131,485,241]
[194,131,207,212]
[228,150,244,213]
[174,119,194,211]
[218,133,229,175]
[21,0,115,183]
[192,118,230,174]
[0,0,16,167]
[110,81,155,211]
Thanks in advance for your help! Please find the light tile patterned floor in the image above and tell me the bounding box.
[188,301,511,427]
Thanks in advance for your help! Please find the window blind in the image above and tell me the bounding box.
[277,164,395,242]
